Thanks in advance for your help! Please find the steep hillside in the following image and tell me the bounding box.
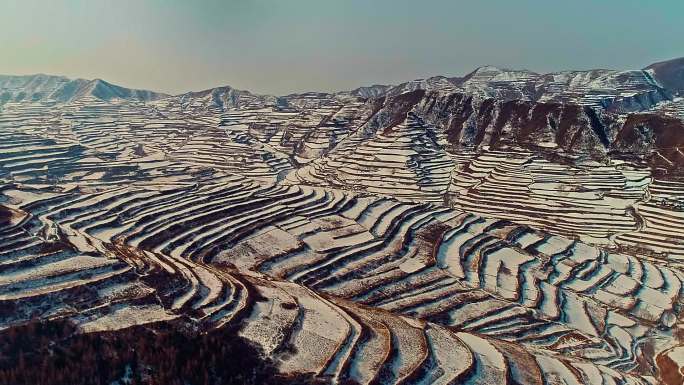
[347,89,683,175]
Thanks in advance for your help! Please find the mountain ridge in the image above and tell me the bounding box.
[2,56,682,102]
[0,74,169,104]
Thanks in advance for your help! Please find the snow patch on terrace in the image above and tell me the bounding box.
[77,304,178,333]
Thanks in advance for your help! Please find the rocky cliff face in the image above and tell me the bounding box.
[357,89,684,175]
[613,113,684,174]
[359,90,616,151]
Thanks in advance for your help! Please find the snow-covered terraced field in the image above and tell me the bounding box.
[1,169,679,383]
[0,182,669,384]
[285,113,454,202]
[1,65,684,384]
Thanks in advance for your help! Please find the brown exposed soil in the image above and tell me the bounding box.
[444,93,473,146]
[656,347,684,385]
[382,89,426,135]
[615,113,684,175]
[0,205,27,227]
[616,113,684,149]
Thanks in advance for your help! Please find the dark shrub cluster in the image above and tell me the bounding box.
[0,319,323,385]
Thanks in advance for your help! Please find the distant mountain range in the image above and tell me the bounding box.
[347,57,684,114]
[2,57,683,175]
[2,56,682,107]
[0,74,168,104]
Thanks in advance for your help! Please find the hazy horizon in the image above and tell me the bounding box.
[2,0,682,95]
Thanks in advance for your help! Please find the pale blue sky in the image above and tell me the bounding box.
[2,0,682,95]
